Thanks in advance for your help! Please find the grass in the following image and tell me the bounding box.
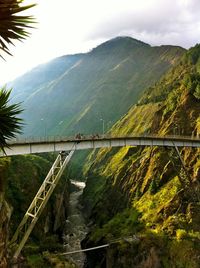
[134,176,181,227]
[90,208,142,242]
[26,254,50,268]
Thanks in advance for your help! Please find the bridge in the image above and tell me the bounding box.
[7,134,200,261]
[1,135,200,157]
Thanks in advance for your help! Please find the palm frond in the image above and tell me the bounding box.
[0,86,23,149]
[0,0,36,57]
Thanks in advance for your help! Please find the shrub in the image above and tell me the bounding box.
[194,84,200,99]
[149,178,158,194]
[176,229,188,240]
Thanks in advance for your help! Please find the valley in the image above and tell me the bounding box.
[0,37,200,267]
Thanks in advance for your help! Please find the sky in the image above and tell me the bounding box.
[0,0,200,84]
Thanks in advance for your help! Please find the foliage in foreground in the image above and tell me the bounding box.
[0,87,23,149]
[0,0,36,58]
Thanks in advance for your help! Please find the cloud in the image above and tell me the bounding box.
[1,0,199,84]
[87,0,200,48]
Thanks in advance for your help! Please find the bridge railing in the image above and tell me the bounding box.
[6,134,200,145]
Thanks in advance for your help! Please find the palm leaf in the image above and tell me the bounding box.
[0,87,23,150]
[0,0,36,57]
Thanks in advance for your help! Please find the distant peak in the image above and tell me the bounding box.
[90,36,150,54]
[109,36,149,46]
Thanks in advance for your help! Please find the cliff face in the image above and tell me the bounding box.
[0,197,11,268]
[0,153,71,266]
[0,158,11,267]
[81,45,200,267]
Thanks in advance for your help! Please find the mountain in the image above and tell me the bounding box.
[9,54,83,104]
[1,40,199,266]
[9,36,185,137]
[81,45,200,267]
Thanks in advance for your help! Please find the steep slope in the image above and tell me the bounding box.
[0,158,11,267]
[0,153,72,266]
[81,45,200,267]
[9,37,185,137]
[9,54,83,103]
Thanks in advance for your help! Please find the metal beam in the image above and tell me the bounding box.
[10,149,74,259]
[1,135,200,157]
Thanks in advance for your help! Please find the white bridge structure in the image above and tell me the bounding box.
[2,135,200,157]
[7,134,200,261]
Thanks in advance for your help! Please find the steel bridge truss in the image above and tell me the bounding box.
[10,149,74,259]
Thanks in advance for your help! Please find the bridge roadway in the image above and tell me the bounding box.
[1,135,200,157]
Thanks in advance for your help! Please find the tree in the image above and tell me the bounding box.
[0,0,36,58]
[149,178,158,194]
[0,88,23,149]
[0,1,35,149]
[194,84,200,100]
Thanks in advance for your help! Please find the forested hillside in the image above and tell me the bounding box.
[9,37,185,137]
[0,153,72,266]
[81,45,200,268]
[1,0,199,266]
[2,39,199,267]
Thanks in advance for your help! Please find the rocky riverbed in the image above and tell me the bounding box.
[63,181,88,268]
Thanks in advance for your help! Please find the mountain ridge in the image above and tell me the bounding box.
[9,36,185,137]
[81,44,200,267]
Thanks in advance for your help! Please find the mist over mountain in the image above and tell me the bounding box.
[9,36,185,137]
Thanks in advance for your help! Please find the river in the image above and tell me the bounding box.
[63,180,88,267]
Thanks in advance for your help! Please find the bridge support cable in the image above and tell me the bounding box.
[169,144,200,206]
[10,149,75,259]
[174,145,192,184]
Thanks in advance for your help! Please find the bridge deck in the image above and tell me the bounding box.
[1,135,200,157]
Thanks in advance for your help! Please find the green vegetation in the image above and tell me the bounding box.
[138,44,200,107]
[0,0,35,58]
[90,208,142,242]
[0,2,36,265]
[26,254,49,268]
[82,44,200,267]
[5,154,51,233]
[194,84,200,99]
[0,87,23,150]
[149,177,158,194]
[9,37,185,137]
[26,250,75,268]
[0,153,72,266]
[5,153,71,243]
[1,34,199,267]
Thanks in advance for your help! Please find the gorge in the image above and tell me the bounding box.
[0,37,200,267]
